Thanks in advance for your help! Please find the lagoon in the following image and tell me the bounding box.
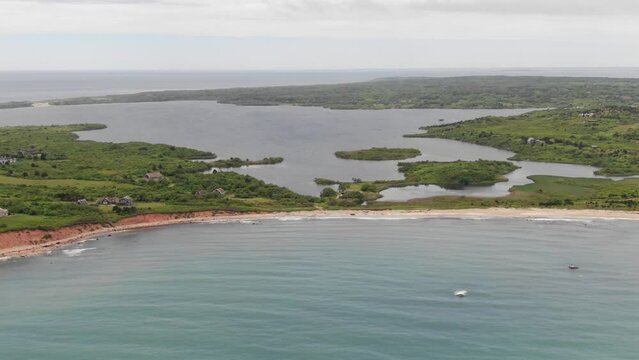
[0,102,609,199]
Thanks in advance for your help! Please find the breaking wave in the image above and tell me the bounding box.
[63,248,96,257]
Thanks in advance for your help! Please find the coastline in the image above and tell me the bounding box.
[2,208,639,260]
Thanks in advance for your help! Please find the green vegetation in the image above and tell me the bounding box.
[408,106,639,175]
[0,124,216,181]
[4,76,639,110]
[320,187,338,198]
[322,160,519,204]
[335,147,421,161]
[506,175,639,209]
[207,77,639,109]
[0,125,315,233]
[0,101,32,109]
[398,160,518,188]
[512,175,639,209]
[0,175,135,189]
[211,157,283,168]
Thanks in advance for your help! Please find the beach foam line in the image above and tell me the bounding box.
[3,208,639,260]
[195,219,261,225]
[316,216,424,221]
[527,218,594,223]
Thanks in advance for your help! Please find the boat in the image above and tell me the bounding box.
[568,264,579,270]
[454,290,468,297]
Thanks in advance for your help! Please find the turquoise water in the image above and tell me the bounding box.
[1,218,639,359]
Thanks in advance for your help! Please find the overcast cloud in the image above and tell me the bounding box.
[3,0,638,16]
[1,0,637,38]
[0,0,638,70]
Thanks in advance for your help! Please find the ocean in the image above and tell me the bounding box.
[1,217,638,359]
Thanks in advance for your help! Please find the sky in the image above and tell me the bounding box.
[0,0,638,70]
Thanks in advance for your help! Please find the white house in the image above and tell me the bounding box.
[0,208,9,217]
[0,156,16,165]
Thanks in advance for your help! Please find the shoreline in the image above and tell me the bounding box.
[2,208,639,260]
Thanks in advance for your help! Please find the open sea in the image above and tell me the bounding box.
[1,217,639,359]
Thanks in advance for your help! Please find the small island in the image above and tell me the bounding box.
[314,178,341,185]
[210,157,284,168]
[335,147,421,161]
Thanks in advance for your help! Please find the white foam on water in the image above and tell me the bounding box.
[276,216,306,222]
[62,247,96,257]
[239,220,260,225]
[77,237,98,244]
[0,256,12,262]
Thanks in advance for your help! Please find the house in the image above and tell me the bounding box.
[76,199,88,205]
[214,188,226,196]
[96,196,134,206]
[96,197,120,206]
[118,196,134,206]
[579,112,596,118]
[0,208,8,217]
[0,156,16,165]
[17,148,39,158]
[526,137,545,145]
[144,172,164,181]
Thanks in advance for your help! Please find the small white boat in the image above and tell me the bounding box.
[568,264,579,270]
[454,290,468,297]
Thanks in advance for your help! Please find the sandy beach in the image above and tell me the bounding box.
[1,208,639,260]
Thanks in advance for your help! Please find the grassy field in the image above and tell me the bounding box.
[0,175,136,189]
[409,106,639,175]
[335,148,421,161]
[4,76,639,110]
[0,214,111,233]
[512,175,639,208]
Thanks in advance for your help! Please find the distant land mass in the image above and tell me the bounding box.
[3,76,639,110]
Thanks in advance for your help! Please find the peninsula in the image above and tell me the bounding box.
[2,76,639,110]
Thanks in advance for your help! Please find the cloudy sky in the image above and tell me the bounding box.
[0,0,638,70]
